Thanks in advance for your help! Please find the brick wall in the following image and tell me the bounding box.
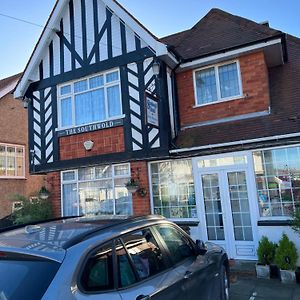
[130,161,151,216]
[0,92,45,219]
[46,172,61,217]
[59,126,125,160]
[177,51,270,126]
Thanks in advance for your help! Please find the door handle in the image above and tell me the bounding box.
[184,271,193,279]
[136,295,150,300]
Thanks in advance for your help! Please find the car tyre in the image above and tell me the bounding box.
[220,264,229,300]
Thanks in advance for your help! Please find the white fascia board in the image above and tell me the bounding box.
[179,38,282,70]
[102,0,168,56]
[14,0,69,99]
[170,132,300,154]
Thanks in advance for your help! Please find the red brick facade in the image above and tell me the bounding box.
[59,126,125,160]
[177,51,270,127]
[0,90,45,219]
[46,172,61,217]
[130,161,151,216]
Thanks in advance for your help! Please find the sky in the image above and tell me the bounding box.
[0,0,300,80]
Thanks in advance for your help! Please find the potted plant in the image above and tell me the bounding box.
[274,233,298,283]
[125,179,140,193]
[39,186,50,200]
[256,236,277,279]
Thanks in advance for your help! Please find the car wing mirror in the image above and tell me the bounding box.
[195,239,207,255]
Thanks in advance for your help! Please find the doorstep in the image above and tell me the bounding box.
[230,259,257,282]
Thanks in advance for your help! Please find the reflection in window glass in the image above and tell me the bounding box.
[219,63,240,98]
[123,229,166,280]
[156,226,194,265]
[151,160,196,219]
[62,164,132,217]
[253,147,300,217]
[81,243,114,291]
[115,240,137,288]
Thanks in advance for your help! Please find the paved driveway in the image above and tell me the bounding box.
[230,277,300,300]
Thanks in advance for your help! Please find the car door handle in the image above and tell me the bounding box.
[184,271,193,279]
[136,295,150,300]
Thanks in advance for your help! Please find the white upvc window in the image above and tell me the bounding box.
[0,143,25,178]
[61,163,132,217]
[193,60,243,106]
[58,69,123,129]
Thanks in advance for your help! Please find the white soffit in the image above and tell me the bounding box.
[178,38,283,71]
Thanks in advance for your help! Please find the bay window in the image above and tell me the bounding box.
[61,164,132,216]
[194,61,242,105]
[58,69,122,129]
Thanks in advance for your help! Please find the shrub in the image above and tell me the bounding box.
[274,233,298,270]
[257,236,277,265]
[292,205,300,235]
[11,194,53,225]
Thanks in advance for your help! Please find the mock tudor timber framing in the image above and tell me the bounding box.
[19,0,171,173]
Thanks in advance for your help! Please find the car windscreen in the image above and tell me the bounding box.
[0,256,60,300]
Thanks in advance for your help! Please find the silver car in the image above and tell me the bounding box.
[0,215,229,300]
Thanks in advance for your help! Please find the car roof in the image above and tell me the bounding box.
[0,215,166,262]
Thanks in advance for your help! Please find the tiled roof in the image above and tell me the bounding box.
[161,8,282,61]
[173,35,300,150]
[0,73,22,100]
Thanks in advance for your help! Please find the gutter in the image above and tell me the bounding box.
[170,132,300,154]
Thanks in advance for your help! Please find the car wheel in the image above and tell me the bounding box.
[220,264,229,300]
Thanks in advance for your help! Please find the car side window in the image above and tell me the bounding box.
[156,225,195,265]
[80,242,114,292]
[115,239,137,288]
[122,228,167,281]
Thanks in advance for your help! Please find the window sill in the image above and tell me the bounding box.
[257,219,292,227]
[193,95,245,109]
[0,176,26,180]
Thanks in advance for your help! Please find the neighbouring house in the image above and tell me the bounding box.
[0,74,45,220]
[14,0,300,260]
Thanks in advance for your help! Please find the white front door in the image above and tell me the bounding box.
[197,167,257,260]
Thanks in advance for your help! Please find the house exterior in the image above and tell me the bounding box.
[14,0,300,260]
[0,74,45,220]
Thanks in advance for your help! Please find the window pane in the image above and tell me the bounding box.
[195,67,217,105]
[60,85,71,95]
[63,183,78,216]
[75,89,105,125]
[114,164,130,176]
[116,240,137,288]
[253,146,300,217]
[107,85,121,117]
[74,79,88,93]
[78,168,94,181]
[156,225,194,264]
[123,229,167,280]
[61,97,72,127]
[0,146,6,176]
[219,63,240,98]
[16,157,24,177]
[106,71,119,83]
[90,75,104,89]
[151,160,196,219]
[95,166,112,179]
[115,178,132,215]
[81,243,114,291]
[62,171,76,181]
[7,155,15,176]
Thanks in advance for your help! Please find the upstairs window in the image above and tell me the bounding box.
[194,61,242,106]
[58,69,122,128]
[0,144,25,178]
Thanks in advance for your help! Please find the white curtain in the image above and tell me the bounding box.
[63,184,78,216]
[107,85,121,117]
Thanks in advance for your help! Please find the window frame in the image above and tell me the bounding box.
[60,163,131,217]
[193,60,243,107]
[152,224,197,267]
[57,68,124,130]
[0,143,25,179]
